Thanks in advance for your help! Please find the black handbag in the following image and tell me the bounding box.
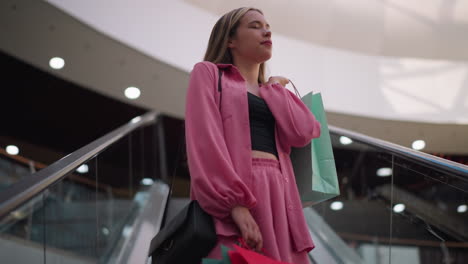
[148,69,225,263]
[148,200,217,264]
[148,143,218,264]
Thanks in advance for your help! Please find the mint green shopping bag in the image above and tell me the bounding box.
[290,91,340,207]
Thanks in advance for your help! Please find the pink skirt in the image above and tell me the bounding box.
[204,157,311,264]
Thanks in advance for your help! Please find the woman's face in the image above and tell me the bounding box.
[229,10,272,63]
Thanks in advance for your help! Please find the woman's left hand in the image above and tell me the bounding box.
[267,76,289,87]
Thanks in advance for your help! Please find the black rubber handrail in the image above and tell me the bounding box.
[329,125,468,181]
[0,111,159,219]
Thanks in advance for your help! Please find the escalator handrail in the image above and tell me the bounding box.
[0,111,159,219]
[329,125,468,180]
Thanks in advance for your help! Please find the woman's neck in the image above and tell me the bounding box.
[233,59,260,87]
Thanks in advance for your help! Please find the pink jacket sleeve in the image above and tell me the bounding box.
[260,83,321,148]
[185,62,257,219]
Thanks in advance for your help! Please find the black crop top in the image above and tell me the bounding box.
[247,92,278,158]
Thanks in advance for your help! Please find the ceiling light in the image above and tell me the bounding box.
[49,57,65,69]
[377,167,392,177]
[393,203,405,213]
[141,178,154,186]
[6,145,19,155]
[125,87,141,99]
[76,164,89,174]
[457,204,467,213]
[412,140,426,150]
[339,136,353,145]
[330,201,343,211]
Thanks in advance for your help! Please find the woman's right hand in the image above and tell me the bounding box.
[267,76,290,87]
[231,206,263,252]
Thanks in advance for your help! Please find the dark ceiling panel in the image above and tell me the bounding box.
[0,50,147,160]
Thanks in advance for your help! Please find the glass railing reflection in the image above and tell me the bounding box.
[0,123,162,263]
[307,130,468,264]
[0,149,36,191]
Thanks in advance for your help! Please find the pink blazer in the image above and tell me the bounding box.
[185,61,321,253]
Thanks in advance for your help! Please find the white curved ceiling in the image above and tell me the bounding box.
[2,0,467,153]
[43,0,468,125]
[188,0,468,61]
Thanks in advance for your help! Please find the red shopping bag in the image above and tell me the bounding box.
[228,239,294,264]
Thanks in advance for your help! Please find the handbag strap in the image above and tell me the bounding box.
[169,67,224,195]
[170,68,224,193]
[158,119,184,229]
[218,68,223,111]
[168,123,184,197]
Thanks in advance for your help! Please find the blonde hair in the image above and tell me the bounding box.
[204,7,267,84]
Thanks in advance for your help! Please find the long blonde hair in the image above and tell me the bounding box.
[203,7,267,84]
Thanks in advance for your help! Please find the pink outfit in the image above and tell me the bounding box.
[205,158,313,264]
[185,61,321,262]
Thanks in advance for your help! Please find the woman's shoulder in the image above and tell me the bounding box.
[188,62,219,92]
[192,61,218,74]
[192,61,236,73]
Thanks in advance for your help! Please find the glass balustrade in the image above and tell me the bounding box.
[307,129,468,264]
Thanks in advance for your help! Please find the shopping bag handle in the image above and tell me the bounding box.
[288,79,301,98]
[289,79,314,99]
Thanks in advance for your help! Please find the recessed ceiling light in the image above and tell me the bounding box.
[141,178,154,186]
[339,136,353,145]
[330,201,343,211]
[377,167,392,177]
[76,164,89,174]
[393,203,405,213]
[125,87,141,99]
[49,57,65,69]
[6,145,19,155]
[412,140,426,150]
[457,204,467,213]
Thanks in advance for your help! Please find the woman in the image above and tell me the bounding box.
[185,7,321,264]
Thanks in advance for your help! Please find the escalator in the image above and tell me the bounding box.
[0,112,169,264]
[0,112,467,263]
